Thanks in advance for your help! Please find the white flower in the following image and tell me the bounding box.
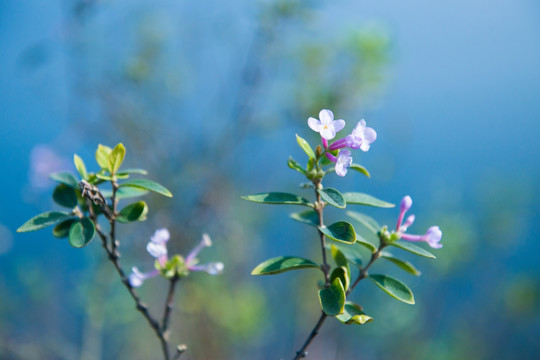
[307,109,346,140]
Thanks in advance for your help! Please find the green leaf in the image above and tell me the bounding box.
[52,219,77,238]
[117,168,148,176]
[116,201,148,223]
[381,252,421,276]
[95,173,113,181]
[119,179,173,198]
[369,274,415,304]
[296,134,315,159]
[49,172,79,188]
[331,245,349,269]
[319,221,356,244]
[326,242,363,266]
[356,235,377,253]
[287,157,306,175]
[95,144,112,169]
[108,143,126,175]
[343,193,394,208]
[251,256,320,275]
[73,154,87,180]
[346,211,381,234]
[318,277,346,316]
[17,212,70,232]
[350,164,370,178]
[330,266,350,291]
[52,184,78,208]
[389,241,436,259]
[101,187,150,199]
[290,210,319,227]
[68,218,95,248]
[318,188,346,209]
[241,192,311,207]
[336,302,373,325]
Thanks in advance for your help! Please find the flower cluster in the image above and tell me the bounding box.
[307,109,376,176]
[129,229,224,287]
[395,196,443,249]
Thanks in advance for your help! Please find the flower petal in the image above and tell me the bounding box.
[320,126,337,140]
[147,241,167,258]
[319,109,334,124]
[333,119,346,133]
[151,228,170,244]
[308,117,321,132]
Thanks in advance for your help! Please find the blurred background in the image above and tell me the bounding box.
[1,0,540,359]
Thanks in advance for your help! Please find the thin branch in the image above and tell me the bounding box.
[291,312,328,360]
[161,276,179,339]
[81,181,173,360]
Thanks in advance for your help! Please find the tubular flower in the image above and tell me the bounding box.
[129,230,224,288]
[334,150,353,177]
[329,119,377,152]
[184,233,225,275]
[308,109,346,142]
[395,196,443,249]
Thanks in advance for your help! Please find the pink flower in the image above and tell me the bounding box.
[395,196,442,249]
[329,119,377,152]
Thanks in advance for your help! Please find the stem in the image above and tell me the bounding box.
[82,183,174,360]
[314,182,330,285]
[162,276,179,339]
[291,312,328,360]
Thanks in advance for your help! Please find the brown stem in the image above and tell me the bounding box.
[291,312,328,360]
[161,276,179,339]
[82,183,173,360]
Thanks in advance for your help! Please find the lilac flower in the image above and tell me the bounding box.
[308,109,346,142]
[329,119,376,152]
[334,150,353,177]
[129,230,224,288]
[395,196,442,249]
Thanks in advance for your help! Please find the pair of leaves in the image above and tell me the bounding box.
[95,144,125,175]
[17,212,95,248]
[288,210,358,245]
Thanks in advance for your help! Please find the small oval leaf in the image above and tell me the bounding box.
[318,277,346,316]
[346,211,381,234]
[52,184,78,208]
[290,210,319,227]
[288,157,306,175]
[108,143,126,175]
[49,172,79,188]
[356,235,377,253]
[251,256,320,275]
[343,193,394,208]
[389,241,436,259]
[296,134,315,159]
[318,188,346,209]
[350,164,370,178]
[326,242,363,267]
[52,219,77,238]
[68,218,96,248]
[336,302,373,325]
[73,154,87,180]
[17,212,70,232]
[369,274,415,304]
[330,266,350,291]
[242,192,312,207]
[319,221,356,244]
[117,168,148,176]
[95,144,112,169]
[119,179,172,198]
[116,201,148,223]
[381,252,421,276]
